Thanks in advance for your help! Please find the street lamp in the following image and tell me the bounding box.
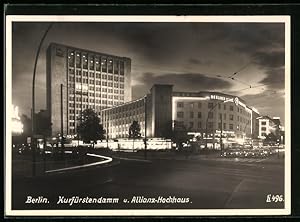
[205,99,233,150]
[31,23,53,176]
[144,96,147,160]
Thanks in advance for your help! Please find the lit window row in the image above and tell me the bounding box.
[68,50,125,75]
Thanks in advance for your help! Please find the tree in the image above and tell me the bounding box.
[129,121,141,151]
[264,132,279,146]
[129,121,141,138]
[77,109,106,148]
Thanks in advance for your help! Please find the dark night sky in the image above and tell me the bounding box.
[11,22,286,124]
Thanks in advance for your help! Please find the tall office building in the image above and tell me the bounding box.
[46,43,131,136]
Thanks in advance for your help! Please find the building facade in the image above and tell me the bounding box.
[172,91,254,144]
[258,116,281,139]
[46,43,131,136]
[100,84,173,139]
[100,84,260,145]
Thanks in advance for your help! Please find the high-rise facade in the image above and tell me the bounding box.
[46,43,131,136]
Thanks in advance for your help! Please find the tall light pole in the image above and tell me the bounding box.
[144,96,147,160]
[31,23,53,176]
[220,114,223,152]
[60,84,65,150]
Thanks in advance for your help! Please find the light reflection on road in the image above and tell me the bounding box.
[45,153,113,173]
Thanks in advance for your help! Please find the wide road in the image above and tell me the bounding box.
[12,154,284,210]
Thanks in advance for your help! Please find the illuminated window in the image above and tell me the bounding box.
[101,57,107,72]
[90,56,95,70]
[82,53,88,69]
[68,51,75,67]
[108,58,113,73]
[76,52,81,68]
[190,102,194,109]
[95,57,100,71]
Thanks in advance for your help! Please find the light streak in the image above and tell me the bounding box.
[45,153,113,173]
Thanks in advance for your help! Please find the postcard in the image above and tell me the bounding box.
[5,15,291,217]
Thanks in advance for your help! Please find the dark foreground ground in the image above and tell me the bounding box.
[11,150,285,210]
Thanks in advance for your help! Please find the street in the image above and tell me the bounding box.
[12,152,285,210]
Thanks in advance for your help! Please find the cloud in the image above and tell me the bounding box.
[132,72,232,99]
[253,50,285,68]
[259,67,285,89]
[225,23,285,54]
[187,58,212,66]
[240,90,285,122]
[11,22,285,118]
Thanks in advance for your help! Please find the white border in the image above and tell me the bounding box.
[5,15,291,217]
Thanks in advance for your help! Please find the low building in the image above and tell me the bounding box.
[99,84,260,146]
[100,84,173,139]
[258,116,284,144]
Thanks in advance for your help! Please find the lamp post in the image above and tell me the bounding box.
[31,23,53,176]
[220,114,223,152]
[144,96,147,160]
[106,115,109,150]
[60,84,65,150]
